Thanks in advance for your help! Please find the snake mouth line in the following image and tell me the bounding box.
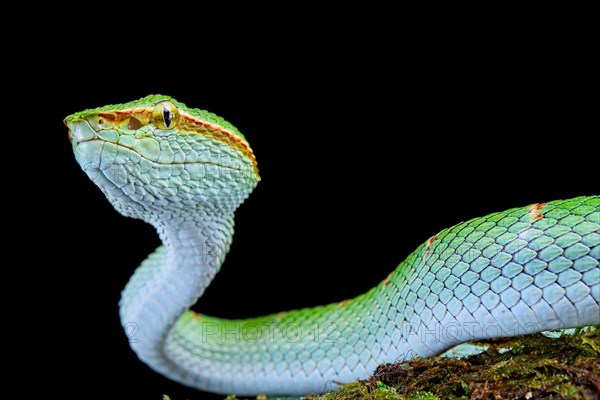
[74,135,252,172]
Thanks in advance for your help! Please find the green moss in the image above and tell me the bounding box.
[305,327,599,400]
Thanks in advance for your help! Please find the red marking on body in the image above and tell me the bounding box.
[190,311,202,321]
[384,272,393,287]
[423,235,437,261]
[531,203,545,212]
[338,300,351,307]
[529,203,546,222]
[427,236,436,246]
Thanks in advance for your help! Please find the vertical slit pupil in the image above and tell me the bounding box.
[162,106,172,128]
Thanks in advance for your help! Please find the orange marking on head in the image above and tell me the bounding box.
[106,106,259,178]
[98,112,117,121]
[99,109,152,125]
[178,113,259,177]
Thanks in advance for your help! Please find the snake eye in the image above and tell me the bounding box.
[152,101,180,130]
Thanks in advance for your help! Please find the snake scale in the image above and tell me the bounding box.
[65,95,599,396]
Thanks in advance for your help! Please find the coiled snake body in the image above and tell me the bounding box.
[66,95,599,396]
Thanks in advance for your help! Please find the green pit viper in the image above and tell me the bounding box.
[65,95,600,396]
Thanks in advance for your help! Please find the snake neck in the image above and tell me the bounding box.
[156,213,234,281]
[119,211,234,372]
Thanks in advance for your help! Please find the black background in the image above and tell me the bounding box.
[18,34,596,400]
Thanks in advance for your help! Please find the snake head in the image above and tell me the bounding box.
[65,95,260,219]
